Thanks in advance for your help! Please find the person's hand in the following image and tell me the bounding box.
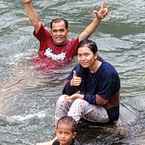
[70,71,82,86]
[65,94,84,101]
[70,76,82,86]
[21,0,32,4]
[94,2,109,19]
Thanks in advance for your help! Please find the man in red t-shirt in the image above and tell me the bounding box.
[22,0,108,69]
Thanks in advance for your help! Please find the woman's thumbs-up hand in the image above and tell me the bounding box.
[70,70,82,86]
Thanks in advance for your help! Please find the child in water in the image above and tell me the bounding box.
[37,116,80,145]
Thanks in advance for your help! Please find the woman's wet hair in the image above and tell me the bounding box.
[50,18,69,29]
[77,39,98,54]
[56,116,77,132]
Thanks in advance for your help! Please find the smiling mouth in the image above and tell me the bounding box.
[56,38,62,40]
[55,36,64,39]
[80,62,88,65]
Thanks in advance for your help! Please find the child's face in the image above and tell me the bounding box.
[55,123,76,145]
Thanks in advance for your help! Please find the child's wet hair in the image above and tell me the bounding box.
[56,116,77,132]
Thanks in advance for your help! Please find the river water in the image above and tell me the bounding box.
[0,0,145,145]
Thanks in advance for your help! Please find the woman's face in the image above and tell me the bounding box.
[77,46,97,69]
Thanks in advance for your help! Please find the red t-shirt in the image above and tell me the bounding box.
[33,24,79,70]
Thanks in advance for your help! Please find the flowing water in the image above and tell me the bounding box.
[0,0,145,145]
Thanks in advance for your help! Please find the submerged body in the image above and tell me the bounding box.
[22,0,108,70]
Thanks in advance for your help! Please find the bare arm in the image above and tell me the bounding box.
[36,137,57,145]
[21,0,42,33]
[83,94,108,106]
[79,3,108,41]
[36,142,51,145]
[95,95,108,105]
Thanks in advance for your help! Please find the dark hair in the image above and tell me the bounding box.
[50,18,69,29]
[77,39,98,54]
[56,116,77,132]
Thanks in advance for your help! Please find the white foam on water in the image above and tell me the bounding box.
[10,111,46,122]
[0,111,47,126]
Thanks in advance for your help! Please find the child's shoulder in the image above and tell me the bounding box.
[73,140,81,145]
[36,141,52,145]
[52,139,59,145]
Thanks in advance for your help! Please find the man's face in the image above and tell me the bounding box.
[51,21,69,45]
[77,46,97,69]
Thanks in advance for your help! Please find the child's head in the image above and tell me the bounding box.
[55,116,77,145]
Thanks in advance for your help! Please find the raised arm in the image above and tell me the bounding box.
[21,0,42,33]
[79,3,108,41]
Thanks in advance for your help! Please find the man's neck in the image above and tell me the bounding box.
[54,40,68,47]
